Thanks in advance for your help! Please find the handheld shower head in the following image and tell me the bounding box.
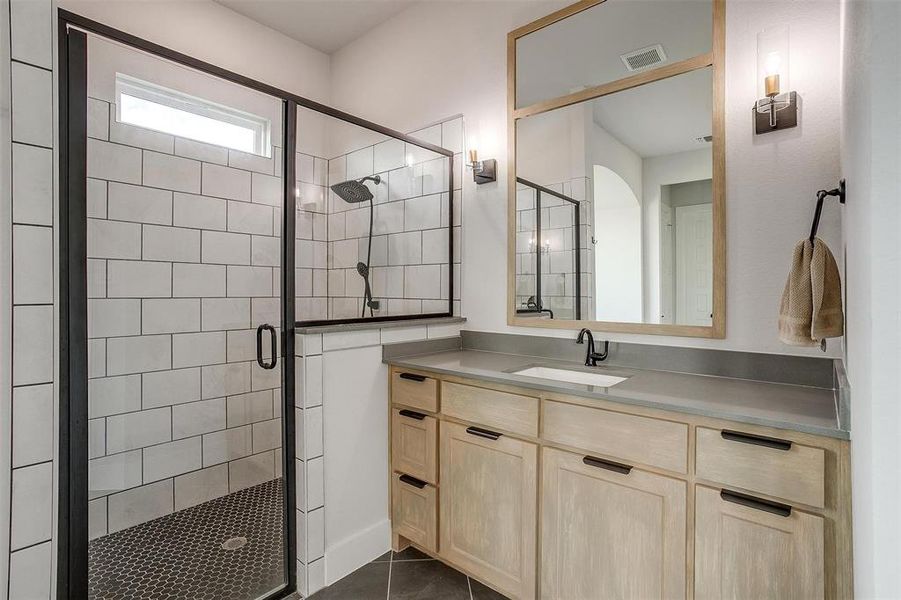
[330,174,382,204]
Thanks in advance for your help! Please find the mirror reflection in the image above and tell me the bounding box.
[515,67,714,325]
[515,0,712,109]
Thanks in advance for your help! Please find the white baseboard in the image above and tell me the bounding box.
[324,518,391,585]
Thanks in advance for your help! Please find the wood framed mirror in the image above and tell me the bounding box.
[507,0,725,338]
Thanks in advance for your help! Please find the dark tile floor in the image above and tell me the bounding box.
[89,478,285,599]
[310,547,510,600]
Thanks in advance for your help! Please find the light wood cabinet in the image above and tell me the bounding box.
[541,447,687,600]
[694,485,824,600]
[388,368,849,600]
[442,381,539,437]
[391,408,437,484]
[696,426,825,508]
[542,399,689,473]
[391,472,437,552]
[439,420,538,600]
[392,370,439,412]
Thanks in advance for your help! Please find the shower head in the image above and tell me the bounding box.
[330,174,382,204]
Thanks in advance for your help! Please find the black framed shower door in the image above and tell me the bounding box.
[56,13,304,600]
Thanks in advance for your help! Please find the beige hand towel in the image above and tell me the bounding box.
[779,238,844,346]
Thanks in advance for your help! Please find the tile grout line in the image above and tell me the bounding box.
[467,575,473,600]
[385,550,393,600]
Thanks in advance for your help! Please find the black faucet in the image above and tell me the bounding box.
[576,328,609,366]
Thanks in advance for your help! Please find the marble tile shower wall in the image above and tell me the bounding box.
[84,96,285,540]
[514,177,593,320]
[4,0,55,596]
[293,116,463,321]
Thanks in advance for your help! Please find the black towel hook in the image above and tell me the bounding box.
[809,179,846,243]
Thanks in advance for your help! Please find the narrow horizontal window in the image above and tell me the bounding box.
[115,74,271,157]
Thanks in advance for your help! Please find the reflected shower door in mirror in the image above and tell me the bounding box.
[515,67,714,327]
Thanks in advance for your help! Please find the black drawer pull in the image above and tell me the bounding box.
[582,455,633,475]
[721,429,792,451]
[465,426,502,441]
[399,372,427,382]
[720,490,792,517]
[399,409,426,421]
[399,474,426,489]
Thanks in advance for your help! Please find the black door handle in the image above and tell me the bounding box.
[256,324,277,370]
[399,372,426,382]
[399,409,427,421]
[465,426,502,440]
[720,489,792,517]
[582,455,633,475]
[721,429,792,451]
[399,474,426,489]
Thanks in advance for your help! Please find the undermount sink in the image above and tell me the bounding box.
[511,366,628,388]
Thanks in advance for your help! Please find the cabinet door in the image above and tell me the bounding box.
[541,447,686,600]
[439,420,537,600]
[392,408,437,484]
[695,485,824,600]
[392,473,437,552]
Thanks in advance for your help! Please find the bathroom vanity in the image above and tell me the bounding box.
[385,349,851,600]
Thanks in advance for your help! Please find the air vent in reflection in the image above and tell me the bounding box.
[620,44,667,72]
[696,135,713,143]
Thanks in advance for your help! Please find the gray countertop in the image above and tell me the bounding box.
[385,349,847,439]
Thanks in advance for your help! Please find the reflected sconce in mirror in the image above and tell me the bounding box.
[754,25,797,134]
[468,148,497,184]
[529,236,551,254]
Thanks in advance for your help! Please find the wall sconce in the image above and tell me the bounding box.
[468,148,497,184]
[754,25,798,134]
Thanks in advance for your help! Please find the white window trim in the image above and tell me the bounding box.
[115,73,272,157]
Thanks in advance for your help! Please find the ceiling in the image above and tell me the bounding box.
[215,0,417,54]
[591,66,713,158]
[516,0,712,108]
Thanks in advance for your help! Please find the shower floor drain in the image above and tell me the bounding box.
[221,536,248,550]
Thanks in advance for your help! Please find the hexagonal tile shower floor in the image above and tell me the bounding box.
[89,478,285,600]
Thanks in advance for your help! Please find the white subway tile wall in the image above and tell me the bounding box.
[84,94,285,542]
[294,115,463,322]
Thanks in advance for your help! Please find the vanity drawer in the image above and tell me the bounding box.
[392,472,437,553]
[696,426,825,508]
[392,370,439,412]
[392,408,438,484]
[441,381,539,437]
[542,400,688,473]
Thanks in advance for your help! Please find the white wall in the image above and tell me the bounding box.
[593,165,642,322]
[330,0,843,357]
[59,0,331,104]
[840,0,901,597]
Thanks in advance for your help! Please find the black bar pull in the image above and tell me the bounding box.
[720,489,792,518]
[256,324,277,370]
[399,409,426,421]
[465,426,502,441]
[399,372,426,382]
[582,455,633,475]
[721,429,792,451]
[398,474,426,489]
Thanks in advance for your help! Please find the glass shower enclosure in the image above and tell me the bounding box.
[58,11,455,600]
[79,29,289,600]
